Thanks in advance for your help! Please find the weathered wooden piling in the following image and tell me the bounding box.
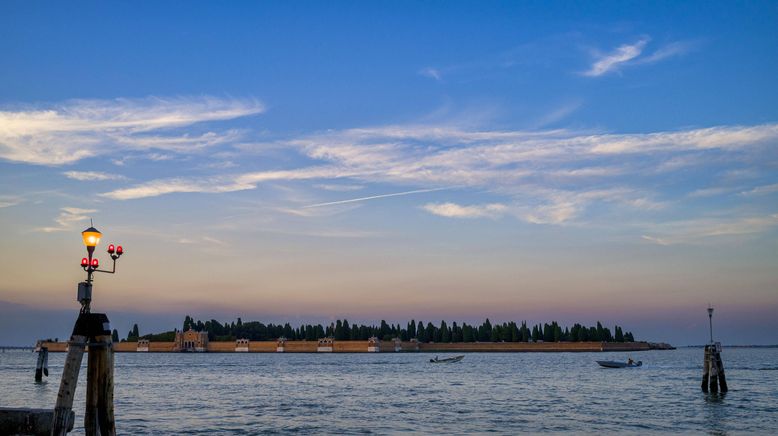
[52,312,116,436]
[709,346,719,393]
[701,345,710,393]
[701,307,728,394]
[35,346,49,382]
[87,334,115,436]
[701,343,728,393]
[51,334,86,435]
[714,348,728,392]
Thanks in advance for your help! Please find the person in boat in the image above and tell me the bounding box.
[627,358,634,365]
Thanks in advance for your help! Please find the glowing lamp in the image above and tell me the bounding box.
[116,246,123,255]
[81,227,102,248]
[81,258,89,267]
[107,244,115,254]
[91,258,99,268]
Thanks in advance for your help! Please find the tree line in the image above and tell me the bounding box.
[121,316,635,343]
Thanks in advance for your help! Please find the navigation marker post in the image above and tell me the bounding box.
[701,306,728,393]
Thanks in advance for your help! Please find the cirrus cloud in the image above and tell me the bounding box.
[422,202,507,219]
[0,96,264,165]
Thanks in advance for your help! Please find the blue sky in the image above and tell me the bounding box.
[1,2,777,345]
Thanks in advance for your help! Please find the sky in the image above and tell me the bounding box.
[1,1,777,346]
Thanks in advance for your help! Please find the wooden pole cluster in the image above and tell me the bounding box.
[35,346,49,382]
[701,343,728,393]
[51,313,116,436]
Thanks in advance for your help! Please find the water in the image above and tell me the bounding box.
[2,348,777,434]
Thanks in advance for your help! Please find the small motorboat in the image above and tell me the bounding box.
[430,355,465,363]
[597,359,642,368]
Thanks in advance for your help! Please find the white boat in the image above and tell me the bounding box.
[429,355,464,363]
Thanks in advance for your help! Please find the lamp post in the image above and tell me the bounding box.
[52,223,125,435]
[707,306,714,344]
[77,224,124,313]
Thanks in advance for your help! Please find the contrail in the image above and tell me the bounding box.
[304,187,450,208]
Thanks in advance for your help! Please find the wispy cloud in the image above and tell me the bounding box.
[0,196,22,208]
[641,214,778,245]
[740,183,778,196]
[584,38,649,76]
[99,177,256,201]
[636,40,697,64]
[688,186,739,198]
[422,202,507,219]
[38,207,97,232]
[419,67,442,80]
[98,121,778,231]
[0,96,264,165]
[63,171,127,181]
[583,37,695,77]
[314,184,364,192]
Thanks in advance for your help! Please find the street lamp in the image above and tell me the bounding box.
[707,306,715,344]
[50,223,126,434]
[77,223,124,313]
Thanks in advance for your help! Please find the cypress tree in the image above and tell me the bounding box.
[440,320,450,342]
[426,322,436,343]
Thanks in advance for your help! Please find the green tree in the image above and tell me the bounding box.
[462,324,473,342]
[111,329,119,342]
[614,326,624,342]
[440,320,450,342]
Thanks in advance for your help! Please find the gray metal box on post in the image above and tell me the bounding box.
[77,282,92,304]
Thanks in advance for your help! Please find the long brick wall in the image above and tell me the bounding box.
[38,340,654,353]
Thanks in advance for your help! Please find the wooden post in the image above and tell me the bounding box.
[700,345,710,393]
[51,334,87,436]
[711,342,729,393]
[96,334,116,436]
[35,347,49,382]
[84,341,100,436]
[52,312,116,436]
[709,348,719,393]
[84,325,115,436]
[713,345,728,393]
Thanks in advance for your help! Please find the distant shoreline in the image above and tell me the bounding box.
[33,340,675,353]
[681,344,778,348]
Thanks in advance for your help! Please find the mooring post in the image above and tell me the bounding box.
[35,346,49,382]
[84,341,100,436]
[709,347,719,393]
[96,334,116,436]
[80,314,114,436]
[714,349,728,392]
[51,333,87,436]
[701,345,710,393]
[701,306,728,393]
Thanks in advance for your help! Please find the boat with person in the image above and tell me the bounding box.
[596,358,642,368]
[430,355,464,363]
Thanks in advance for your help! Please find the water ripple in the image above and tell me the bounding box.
[2,348,778,434]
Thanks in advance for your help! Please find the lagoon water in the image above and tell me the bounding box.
[2,348,777,434]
